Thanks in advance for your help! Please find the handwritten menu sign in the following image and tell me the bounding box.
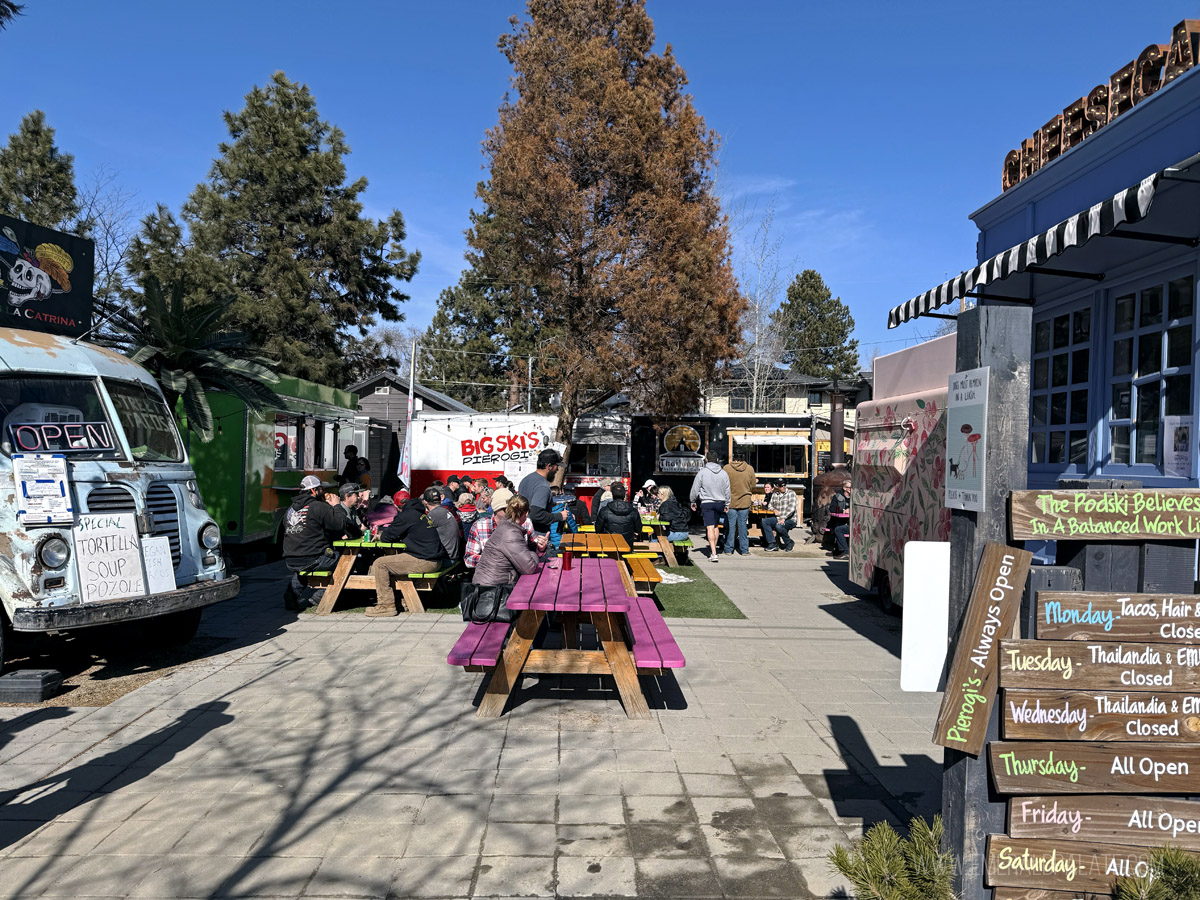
[989,740,1200,794]
[933,542,1033,755]
[1000,639,1200,693]
[74,513,145,602]
[993,890,1115,900]
[1007,794,1200,852]
[1002,689,1200,742]
[1035,592,1200,642]
[141,535,176,595]
[1010,489,1200,541]
[12,453,74,525]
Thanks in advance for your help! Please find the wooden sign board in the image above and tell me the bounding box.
[1002,689,1200,742]
[1008,794,1200,851]
[1011,489,1200,541]
[934,542,1034,755]
[991,890,1110,900]
[986,835,1167,892]
[1000,638,1200,692]
[990,741,1200,794]
[1036,592,1200,643]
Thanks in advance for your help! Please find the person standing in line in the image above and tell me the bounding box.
[722,453,756,556]
[592,479,613,517]
[518,448,569,536]
[338,445,371,489]
[689,451,730,562]
[761,478,799,552]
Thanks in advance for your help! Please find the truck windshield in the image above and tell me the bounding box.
[0,375,121,459]
[104,379,184,463]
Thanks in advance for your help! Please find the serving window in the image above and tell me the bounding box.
[1030,303,1092,466]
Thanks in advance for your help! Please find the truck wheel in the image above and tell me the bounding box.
[143,608,203,647]
[874,570,899,616]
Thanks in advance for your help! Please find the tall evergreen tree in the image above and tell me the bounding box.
[0,111,85,233]
[467,0,743,463]
[774,269,860,381]
[130,72,419,385]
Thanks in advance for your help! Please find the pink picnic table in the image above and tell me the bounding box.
[470,557,652,719]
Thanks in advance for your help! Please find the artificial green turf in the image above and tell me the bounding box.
[655,562,745,619]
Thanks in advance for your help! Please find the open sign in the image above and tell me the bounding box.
[10,421,116,453]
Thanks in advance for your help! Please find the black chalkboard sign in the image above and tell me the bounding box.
[0,214,94,338]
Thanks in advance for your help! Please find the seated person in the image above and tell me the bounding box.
[429,487,464,561]
[633,479,661,515]
[595,482,640,549]
[829,482,850,558]
[366,490,451,618]
[761,478,799,552]
[656,486,691,543]
[283,476,361,610]
[466,488,544,567]
[473,495,542,588]
[456,491,479,530]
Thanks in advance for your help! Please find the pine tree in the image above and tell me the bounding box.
[774,269,860,381]
[467,0,743,462]
[0,111,85,233]
[130,72,419,386]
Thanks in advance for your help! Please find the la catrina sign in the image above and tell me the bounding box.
[0,215,93,339]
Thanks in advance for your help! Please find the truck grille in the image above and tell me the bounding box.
[86,486,136,513]
[146,483,182,566]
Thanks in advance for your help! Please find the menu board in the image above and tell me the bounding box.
[74,513,145,602]
[12,453,74,525]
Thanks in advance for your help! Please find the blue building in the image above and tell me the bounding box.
[890,22,1200,491]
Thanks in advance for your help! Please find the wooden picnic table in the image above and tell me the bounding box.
[465,557,661,719]
[558,532,630,557]
[639,515,680,567]
[313,537,406,615]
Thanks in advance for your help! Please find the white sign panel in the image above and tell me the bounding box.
[944,366,989,512]
[142,535,176,595]
[1165,415,1194,479]
[75,513,145,603]
[12,453,74,525]
[900,541,951,692]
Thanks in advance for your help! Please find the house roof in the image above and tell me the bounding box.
[348,371,476,413]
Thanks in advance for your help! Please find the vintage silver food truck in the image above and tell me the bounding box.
[0,328,240,670]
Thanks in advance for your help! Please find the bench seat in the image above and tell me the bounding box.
[627,596,685,670]
[671,539,694,548]
[626,557,663,595]
[301,570,332,579]
[448,621,511,667]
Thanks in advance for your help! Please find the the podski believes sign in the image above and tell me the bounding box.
[1011,489,1200,540]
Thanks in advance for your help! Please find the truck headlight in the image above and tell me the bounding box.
[199,523,222,550]
[38,536,70,570]
[185,480,207,510]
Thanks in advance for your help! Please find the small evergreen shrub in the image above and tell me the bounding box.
[828,815,957,900]
[1113,846,1200,900]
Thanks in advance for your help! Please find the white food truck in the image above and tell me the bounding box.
[0,327,240,670]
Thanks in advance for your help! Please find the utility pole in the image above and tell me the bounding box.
[526,356,533,413]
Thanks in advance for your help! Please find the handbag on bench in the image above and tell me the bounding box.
[460,581,518,624]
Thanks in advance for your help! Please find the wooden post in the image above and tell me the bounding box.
[941,302,1031,900]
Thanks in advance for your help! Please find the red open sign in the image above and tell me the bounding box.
[10,421,116,453]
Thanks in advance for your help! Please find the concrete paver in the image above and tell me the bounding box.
[0,555,941,898]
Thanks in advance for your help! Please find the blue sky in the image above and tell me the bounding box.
[0,1,1191,361]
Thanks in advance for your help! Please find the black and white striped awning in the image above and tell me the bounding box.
[887,172,1162,329]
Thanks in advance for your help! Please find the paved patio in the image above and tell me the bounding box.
[0,556,941,899]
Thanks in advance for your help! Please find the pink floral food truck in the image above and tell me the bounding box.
[850,334,956,611]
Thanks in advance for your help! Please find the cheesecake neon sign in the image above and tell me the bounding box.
[1002,19,1200,191]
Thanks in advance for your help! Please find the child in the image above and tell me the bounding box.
[548,484,577,550]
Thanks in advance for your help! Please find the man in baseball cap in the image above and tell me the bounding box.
[518,448,567,536]
[282,474,363,610]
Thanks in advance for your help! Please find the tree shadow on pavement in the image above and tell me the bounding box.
[817,598,901,660]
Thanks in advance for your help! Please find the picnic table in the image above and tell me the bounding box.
[310,537,407,615]
[639,515,681,566]
[558,532,630,557]
[448,557,684,719]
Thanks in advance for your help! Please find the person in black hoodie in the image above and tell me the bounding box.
[365,492,451,618]
[595,482,641,550]
[656,486,691,543]
[563,487,591,527]
[283,475,362,609]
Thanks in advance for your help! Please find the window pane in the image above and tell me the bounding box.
[1111,425,1130,464]
[1049,432,1066,463]
[1072,348,1089,384]
[1112,382,1132,419]
[1070,430,1087,464]
[1136,382,1160,464]
[1115,294,1136,333]
[275,414,296,469]
[1051,392,1067,425]
[1113,338,1133,376]
[1032,396,1047,427]
[1031,432,1047,464]
[1035,321,1051,353]
[1034,357,1049,389]
[1166,373,1191,416]
[1070,389,1088,424]
[1168,323,1193,369]
[1141,286,1164,328]
[1169,275,1194,321]
[1052,354,1069,387]
[1138,335,1162,377]
[1053,315,1070,349]
[1073,309,1091,344]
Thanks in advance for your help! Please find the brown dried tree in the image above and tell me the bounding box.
[468,0,743,466]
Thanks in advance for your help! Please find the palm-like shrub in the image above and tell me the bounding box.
[829,815,956,900]
[104,277,282,442]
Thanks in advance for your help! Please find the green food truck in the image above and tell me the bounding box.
[187,377,360,548]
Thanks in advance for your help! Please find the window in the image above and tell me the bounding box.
[0,376,120,459]
[275,414,300,470]
[1031,306,1092,466]
[728,393,783,413]
[729,394,748,412]
[760,395,785,413]
[737,443,808,474]
[374,386,390,395]
[808,391,823,406]
[104,380,184,462]
[1108,274,1194,468]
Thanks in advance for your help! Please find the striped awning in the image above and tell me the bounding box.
[887,172,1161,329]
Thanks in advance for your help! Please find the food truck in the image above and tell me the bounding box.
[0,215,238,671]
[849,334,955,610]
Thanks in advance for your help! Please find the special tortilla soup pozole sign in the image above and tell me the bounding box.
[1010,489,1200,541]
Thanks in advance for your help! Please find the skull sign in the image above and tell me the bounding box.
[5,259,53,306]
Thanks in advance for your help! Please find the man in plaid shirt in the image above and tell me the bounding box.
[464,488,538,568]
[761,477,798,552]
